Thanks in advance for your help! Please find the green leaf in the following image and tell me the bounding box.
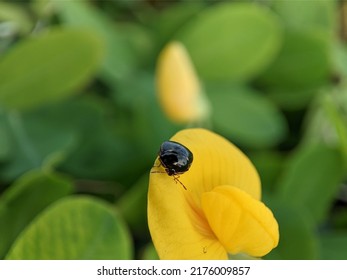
[333,42,347,78]
[319,231,347,260]
[0,170,73,258]
[140,243,159,260]
[322,93,347,161]
[264,199,319,260]
[276,144,345,225]
[0,28,104,111]
[248,151,284,192]
[177,2,282,81]
[110,72,179,163]
[117,173,149,240]
[59,113,138,182]
[330,208,347,229]
[0,109,77,181]
[0,95,144,182]
[266,87,319,111]
[0,114,11,160]
[153,2,204,45]
[258,30,331,89]
[0,3,33,35]
[6,196,133,260]
[302,95,338,148]
[208,84,287,148]
[56,1,136,81]
[123,73,180,157]
[272,0,336,34]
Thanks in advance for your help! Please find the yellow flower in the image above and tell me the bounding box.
[148,128,279,259]
[155,41,210,124]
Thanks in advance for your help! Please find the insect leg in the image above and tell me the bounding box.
[151,161,165,174]
[173,175,187,190]
[150,170,166,174]
[152,161,162,168]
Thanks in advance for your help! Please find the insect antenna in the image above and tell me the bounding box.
[150,167,188,190]
[150,162,166,174]
[173,175,187,190]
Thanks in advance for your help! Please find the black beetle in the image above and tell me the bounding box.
[153,141,193,190]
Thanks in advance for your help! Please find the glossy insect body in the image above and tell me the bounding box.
[156,141,193,190]
[159,141,193,175]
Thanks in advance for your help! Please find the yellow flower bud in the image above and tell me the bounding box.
[156,42,210,124]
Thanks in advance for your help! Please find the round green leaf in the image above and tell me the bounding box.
[6,196,133,260]
[177,2,282,81]
[0,170,73,258]
[272,0,336,34]
[0,28,104,111]
[208,84,287,148]
[56,1,137,81]
[258,30,331,88]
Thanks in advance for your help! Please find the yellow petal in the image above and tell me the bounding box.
[170,128,261,201]
[201,185,279,257]
[148,171,227,259]
[148,128,261,259]
[156,41,210,123]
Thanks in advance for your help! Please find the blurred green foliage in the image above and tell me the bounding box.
[0,0,346,260]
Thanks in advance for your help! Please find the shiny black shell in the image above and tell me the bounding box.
[158,141,193,176]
